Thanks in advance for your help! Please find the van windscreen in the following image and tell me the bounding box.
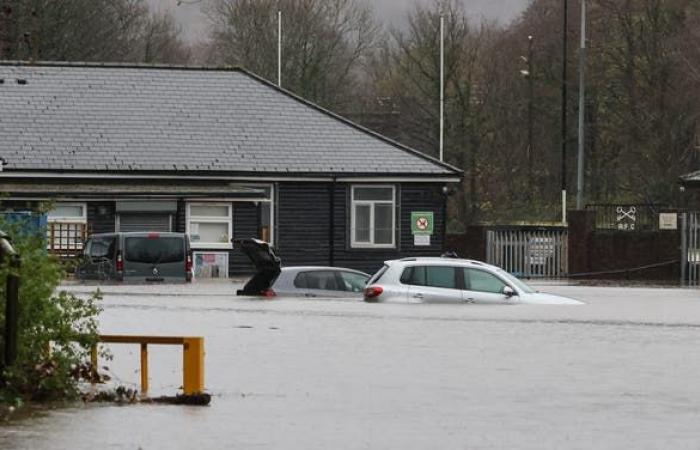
[124,237,184,264]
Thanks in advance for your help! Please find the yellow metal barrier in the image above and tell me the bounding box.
[91,335,205,396]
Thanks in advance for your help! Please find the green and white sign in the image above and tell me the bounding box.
[411,211,434,235]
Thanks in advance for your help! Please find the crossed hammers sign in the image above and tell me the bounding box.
[616,206,636,221]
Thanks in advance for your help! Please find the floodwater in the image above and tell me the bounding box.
[2,281,700,449]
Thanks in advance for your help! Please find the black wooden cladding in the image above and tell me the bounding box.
[276,182,445,275]
[230,202,259,274]
[75,182,446,276]
[87,202,116,234]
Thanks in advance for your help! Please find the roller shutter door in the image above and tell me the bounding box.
[117,213,172,232]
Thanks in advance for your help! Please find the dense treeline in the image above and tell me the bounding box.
[0,0,190,63]
[1,0,699,227]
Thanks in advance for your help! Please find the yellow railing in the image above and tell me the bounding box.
[91,335,205,396]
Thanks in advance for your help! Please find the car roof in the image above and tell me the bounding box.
[91,232,187,237]
[385,257,500,270]
[280,266,370,276]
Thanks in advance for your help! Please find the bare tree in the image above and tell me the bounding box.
[0,0,190,64]
[205,0,379,109]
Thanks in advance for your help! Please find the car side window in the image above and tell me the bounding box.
[425,266,456,289]
[293,272,308,288]
[338,271,369,292]
[464,268,507,294]
[294,271,340,291]
[400,266,426,285]
[401,265,457,289]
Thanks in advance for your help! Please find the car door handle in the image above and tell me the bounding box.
[412,293,424,299]
[465,297,475,303]
[305,293,316,298]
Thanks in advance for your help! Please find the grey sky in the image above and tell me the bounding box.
[149,0,532,43]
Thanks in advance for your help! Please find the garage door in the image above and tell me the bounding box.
[117,213,172,232]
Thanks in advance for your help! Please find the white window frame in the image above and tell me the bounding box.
[46,202,88,252]
[186,202,233,249]
[350,185,396,249]
[47,202,87,223]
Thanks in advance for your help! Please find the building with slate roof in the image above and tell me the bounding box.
[0,61,461,277]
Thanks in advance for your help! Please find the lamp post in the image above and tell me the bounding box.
[576,0,587,210]
[520,36,535,196]
[560,0,569,223]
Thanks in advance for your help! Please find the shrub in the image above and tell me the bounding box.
[0,217,101,406]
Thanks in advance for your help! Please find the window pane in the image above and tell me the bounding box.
[190,222,229,243]
[354,204,371,242]
[260,202,271,242]
[190,205,229,218]
[49,204,84,219]
[466,269,506,293]
[374,203,393,244]
[426,266,456,289]
[354,187,393,201]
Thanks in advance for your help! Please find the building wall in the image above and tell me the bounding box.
[87,202,116,234]
[276,182,446,274]
[8,180,449,277]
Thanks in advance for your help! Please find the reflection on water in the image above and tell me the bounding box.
[2,283,700,449]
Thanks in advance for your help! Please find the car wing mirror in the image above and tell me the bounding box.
[502,286,516,297]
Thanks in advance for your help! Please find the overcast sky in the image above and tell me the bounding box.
[149,0,532,43]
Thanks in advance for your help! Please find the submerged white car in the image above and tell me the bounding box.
[363,257,582,305]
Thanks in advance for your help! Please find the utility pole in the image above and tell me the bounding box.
[576,0,587,210]
[439,15,445,162]
[560,0,569,223]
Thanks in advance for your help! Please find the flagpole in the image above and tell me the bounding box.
[439,15,444,162]
[278,10,282,87]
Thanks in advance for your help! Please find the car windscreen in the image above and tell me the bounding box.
[88,236,116,259]
[497,270,536,294]
[124,237,184,264]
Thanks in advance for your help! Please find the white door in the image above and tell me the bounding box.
[462,268,511,304]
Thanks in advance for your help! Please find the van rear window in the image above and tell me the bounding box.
[124,237,184,264]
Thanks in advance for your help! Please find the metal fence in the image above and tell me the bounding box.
[682,212,700,287]
[486,227,568,278]
[585,204,668,231]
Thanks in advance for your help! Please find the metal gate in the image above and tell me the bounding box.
[681,212,700,286]
[486,227,568,278]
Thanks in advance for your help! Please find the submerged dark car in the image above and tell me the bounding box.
[77,232,193,283]
[234,238,370,298]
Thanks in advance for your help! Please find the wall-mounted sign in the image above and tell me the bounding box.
[194,252,229,279]
[659,213,678,230]
[414,234,431,246]
[616,206,637,231]
[411,211,434,235]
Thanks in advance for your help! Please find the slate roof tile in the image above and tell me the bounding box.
[0,62,459,177]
